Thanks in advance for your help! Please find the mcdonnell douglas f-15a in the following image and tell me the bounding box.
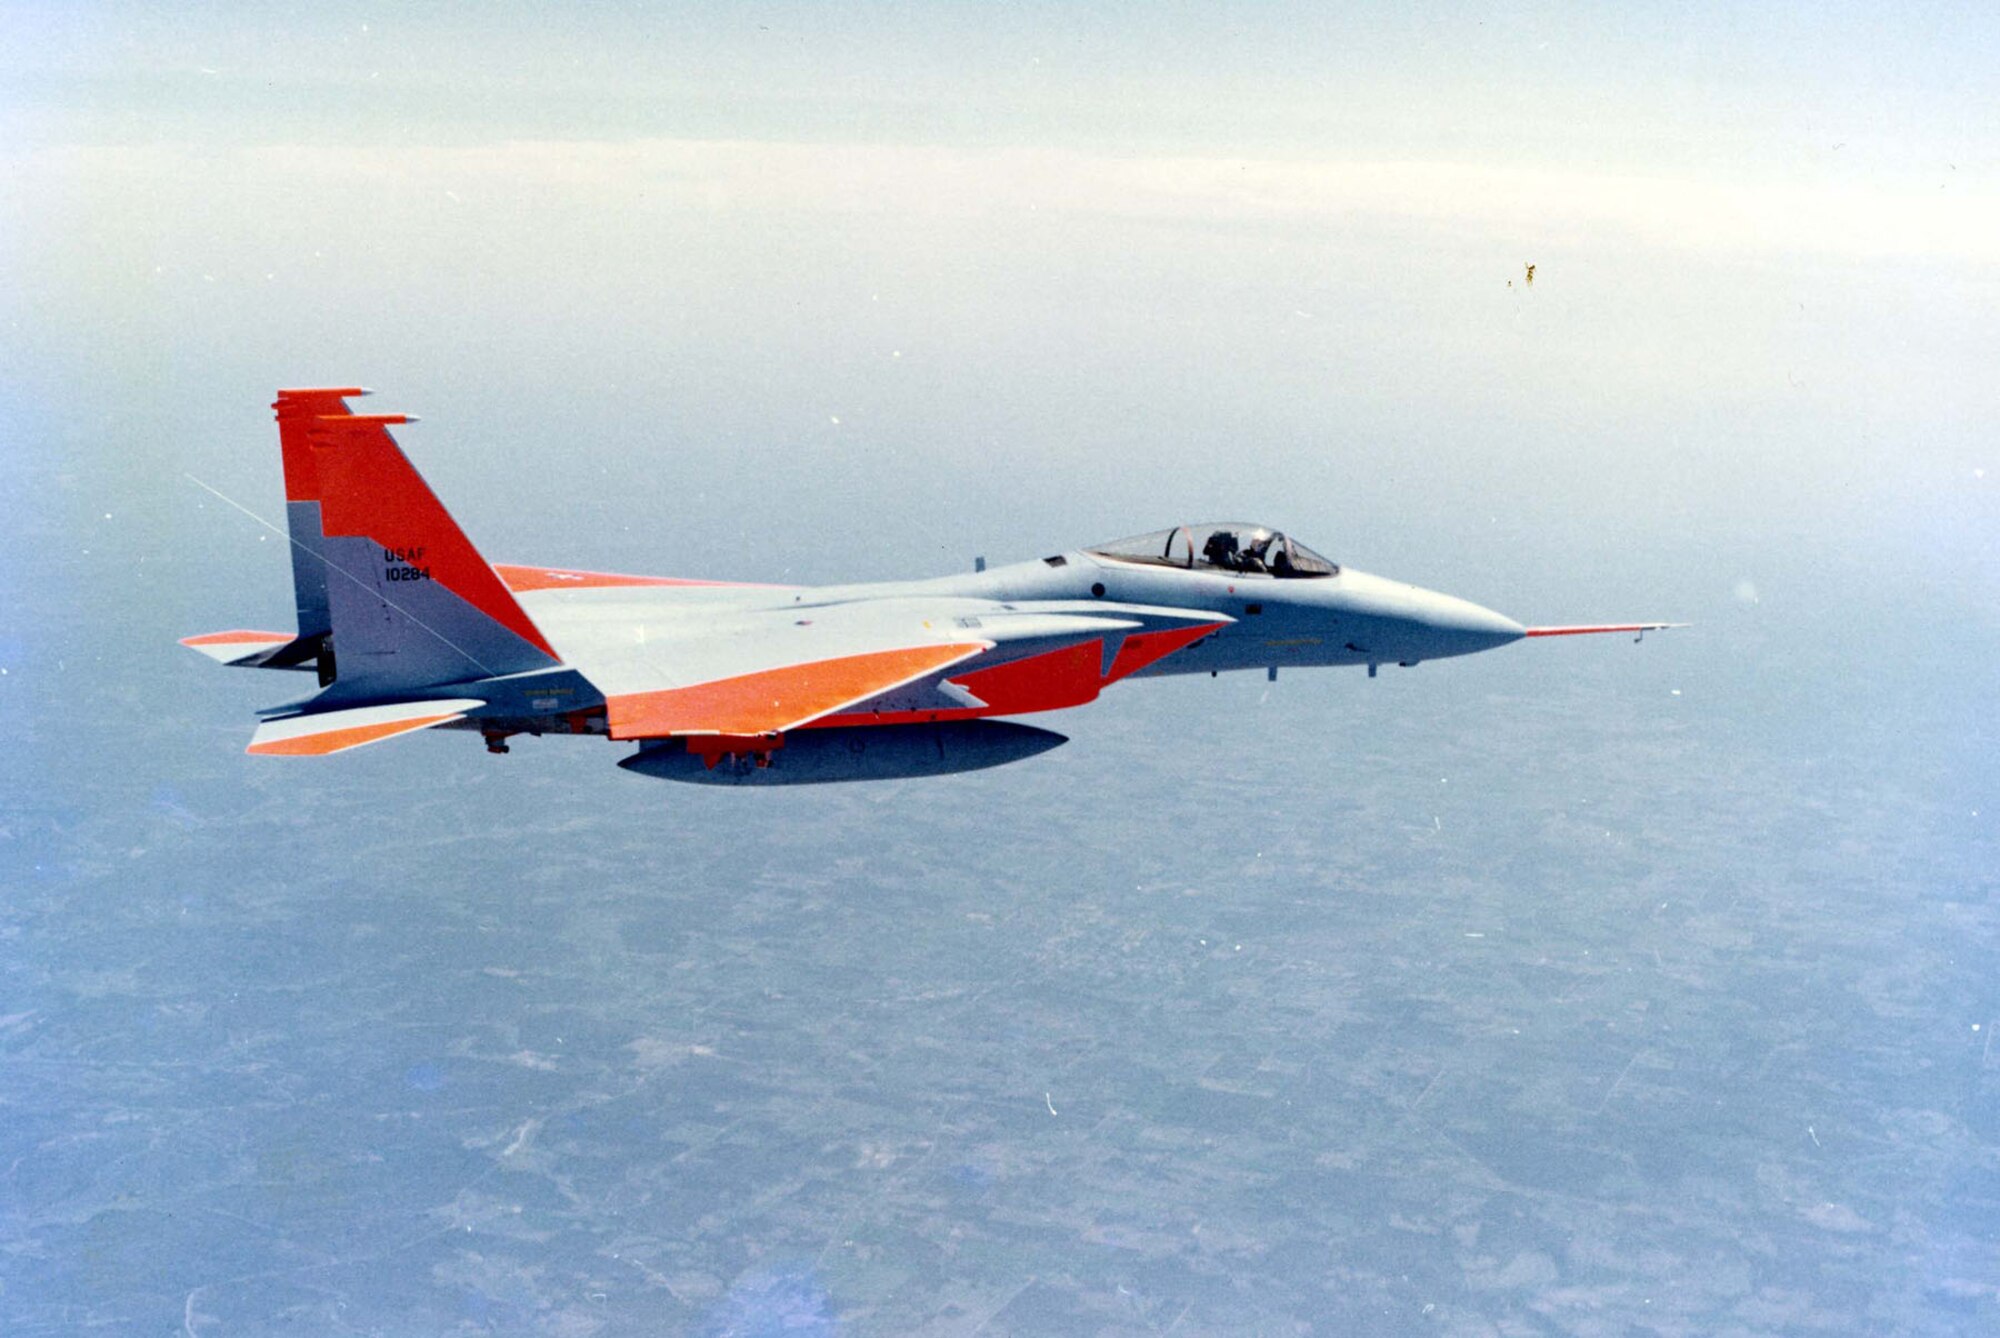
[183,388,1680,784]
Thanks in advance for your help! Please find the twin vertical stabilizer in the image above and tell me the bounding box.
[191,388,563,702]
[306,409,560,698]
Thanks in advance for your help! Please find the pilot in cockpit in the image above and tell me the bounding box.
[1088,523,1336,579]
[1265,538,1295,577]
[1205,527,1287,574]
[1241,529,1294,575]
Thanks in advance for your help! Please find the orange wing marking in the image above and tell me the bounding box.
[605,642,987,739]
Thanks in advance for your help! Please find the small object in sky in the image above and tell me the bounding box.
[1525,263,1536,287]
[1045,1093,1058,1116]
[181,388,1683,783]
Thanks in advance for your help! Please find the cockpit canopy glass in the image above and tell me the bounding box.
[1087,523,1339,578]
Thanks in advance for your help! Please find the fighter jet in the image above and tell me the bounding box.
[183,388,1680,784]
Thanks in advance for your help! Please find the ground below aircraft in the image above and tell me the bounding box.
[184,388,1680,784]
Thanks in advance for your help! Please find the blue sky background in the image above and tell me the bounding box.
[6,4,1994,582]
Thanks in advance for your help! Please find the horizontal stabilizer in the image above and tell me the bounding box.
[181,629,328,671]
[247,698,483,756]
[181,629,298,666]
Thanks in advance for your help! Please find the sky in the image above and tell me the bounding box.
[4,3,1993,746]
[5,5,1994,589]
[3,4,1998,1332]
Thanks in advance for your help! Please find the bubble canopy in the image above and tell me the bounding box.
[1087,523,1339,578]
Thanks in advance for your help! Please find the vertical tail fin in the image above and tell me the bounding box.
[305,408,561,699]
[272,387,367,676]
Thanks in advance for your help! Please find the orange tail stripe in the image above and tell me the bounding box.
[272,389,365,502]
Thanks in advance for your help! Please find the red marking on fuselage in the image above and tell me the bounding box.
[1103,622,1227,682]
[954,638,1104,712]
[684,734,788,769]
[812,621,1225,729]
[814,639,1106,728]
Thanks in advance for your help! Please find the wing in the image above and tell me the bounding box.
[605,641,989,739]
[584,598,997,740]
[576,597,1229,741]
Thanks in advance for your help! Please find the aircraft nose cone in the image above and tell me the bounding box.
[1407,591,1525,657]
[1437,596,1526,640]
